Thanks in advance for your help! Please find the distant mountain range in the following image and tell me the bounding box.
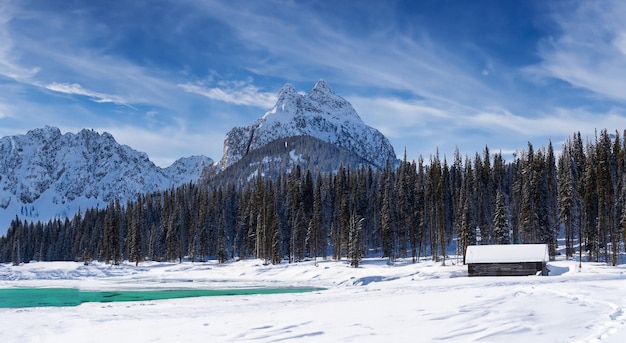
[0,126,212,234]
[0,80,397,235]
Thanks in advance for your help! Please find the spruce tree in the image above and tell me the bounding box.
[583,144,599,261]
[459,159,477,263]
[11,219,21,266]
[306,176,324,261]
[381,164,394,263]
[546,141,559,258]
[102,202,121,264]
[349,215,364,268]
[129,198,143,266]
[558,141,579,259]
[519,145,537,243]
[493,189,511,244]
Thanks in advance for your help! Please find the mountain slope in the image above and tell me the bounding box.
[0,126,211,234]
[219,80,397,170]
[202,135,374,185]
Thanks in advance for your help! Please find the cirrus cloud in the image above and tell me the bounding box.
[530,0,626,103]
[45,82,132,107]
[179,80,277,109]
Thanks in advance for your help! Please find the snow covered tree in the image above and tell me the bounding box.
[493,189,510,244]
[128,198,143,266]
[558,140,580,259]
[306,176,325,261]
[102,201,122,265]
[518,145,537,244]
[459,158,477,263]
[380,163,395,263]
[348,215,364,268]
[546,141,559,259]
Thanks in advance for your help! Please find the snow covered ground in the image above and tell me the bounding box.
[1,257,625,342]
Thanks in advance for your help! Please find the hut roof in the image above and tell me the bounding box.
[465,244,549,264]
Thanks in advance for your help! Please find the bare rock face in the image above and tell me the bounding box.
[219,80,396,170]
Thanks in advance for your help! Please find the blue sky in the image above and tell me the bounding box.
[2,0,626,167]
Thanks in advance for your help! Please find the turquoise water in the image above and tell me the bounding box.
[0,287,324,308]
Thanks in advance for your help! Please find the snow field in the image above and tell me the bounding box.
[1,258,625,342]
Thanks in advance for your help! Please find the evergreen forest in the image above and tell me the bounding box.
[2,130,626,267]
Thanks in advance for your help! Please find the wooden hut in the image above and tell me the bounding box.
[465,244,549,276]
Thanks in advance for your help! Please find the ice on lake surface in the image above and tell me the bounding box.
[0,287,324,308]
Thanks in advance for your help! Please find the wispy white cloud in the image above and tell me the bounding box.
[0,2,187,112]
[469,107,626,138]
[32,50,181,109]
[530,0,626,102]
[350,91,626,162]
[349,96,454,139]
[45,82,132,107]
[0,102,12,119]
[0,2,40,82]
[189,1,495,111]
[179,80,277,109]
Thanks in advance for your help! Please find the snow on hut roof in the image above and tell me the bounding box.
[465,244,549,264]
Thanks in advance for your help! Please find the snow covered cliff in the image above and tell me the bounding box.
[0,126,211,234]
[219,80,397,170]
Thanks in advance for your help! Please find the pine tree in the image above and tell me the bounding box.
[427,152,444,262]
[381,163,395,263]
[441,158,454,265]
[396,151,409,259]
[596,129,617,264]
[546,141,559,258]
[478,146,494,244]
[415,156,426,260]
[331,165,347,260]
[583,144,599,261]
[459,158,477,263]
[348,215,364,268]
[519,145,537,243]
[558,141,577,258]
[197,188,210,261]
[11,218,21,266]
[129,198,143,266]
[306,176,324,261]
[534,148,555,256]
[216,189,229,263]
[493,189,510,244]
[102,201,121,265]
[267,181,281,265]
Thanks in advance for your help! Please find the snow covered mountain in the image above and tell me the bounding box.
[219,80,397,171]
[0,126,212,234]
[162,155,214,185]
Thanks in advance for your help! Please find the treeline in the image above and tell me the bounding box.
[1,130,626,266]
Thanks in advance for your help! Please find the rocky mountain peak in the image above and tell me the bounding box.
[219,80,397,170]
[311,79,332,94]
[25,126,62,143]
[277,83,297,99]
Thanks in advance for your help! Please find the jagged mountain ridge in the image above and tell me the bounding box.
[219,80,397,170]
[0,126,212,234]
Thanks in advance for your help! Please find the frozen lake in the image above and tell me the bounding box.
[0,287,324,308]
